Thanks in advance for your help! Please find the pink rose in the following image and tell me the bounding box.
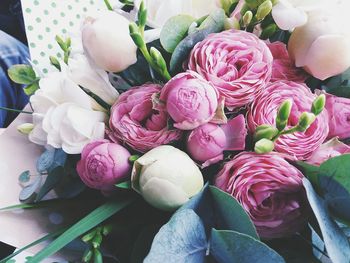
[267,41,308,83]
[108,84,183,153]
[160,71,218,130]
[188,29,273,110]
[247,81,329,160]
[325,93,350,140]
[215,152,308,239]
[77,140,131,191]
[307,138,350,166]
[187,115,247,167]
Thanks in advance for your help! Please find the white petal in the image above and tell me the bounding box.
[272,1,308,30]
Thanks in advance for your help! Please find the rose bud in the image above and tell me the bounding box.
[108,84,183,153]
[82,11,137,72]
[77,140,132,192]
[325,93,350,140]
[215,152,308,239]
[187,115,247,167]
[248,81,329,160]
[288,7,350,80]
[306,138,350,166]
[131,145,204,211]
[188,29,273,110]
[160,71,219,130]
[254,138,275,154]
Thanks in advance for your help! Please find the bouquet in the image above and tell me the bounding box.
[3,0,350,262]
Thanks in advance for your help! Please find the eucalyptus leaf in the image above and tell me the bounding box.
[19,176,42,202]
[36,149,55,174]
[296,161,320,190]
[303,178,350,263]
[7,64,37,85]
[210,229,285,263]
[160,15,196,53]
[18,170,30,183]
[322,68,350,98]
[35,166,66,202]
[144,209,207,263]
[170,9,226,74]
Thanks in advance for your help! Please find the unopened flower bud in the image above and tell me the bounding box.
[254,138,275,154]
[256,0,272,21]
[276,99,292,131]
[224,17,240,30]
[150,47,167,71]
[254,125,279,142]
[219,0,238,15]
[138,1,147,28]
[243,11,253,27]
[311,94,326,116]
[297,112,316,132]
[17,123,34,135]
[260,23,277,40]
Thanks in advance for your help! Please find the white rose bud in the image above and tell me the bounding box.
[82,11,137,72]
[288,4,350,80]
[131,145,204,211]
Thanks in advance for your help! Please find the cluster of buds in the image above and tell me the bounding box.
[129,1,171,81]
[254,94,326,154]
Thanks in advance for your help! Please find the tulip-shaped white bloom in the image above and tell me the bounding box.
[134,0,218,28]
[66,54,119,105]
[82,10,137,72]
[131,145,204,211]
[288,2,350,80]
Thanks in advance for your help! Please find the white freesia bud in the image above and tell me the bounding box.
[134,0,218,28]
[288,4,350,80]
[131,145,204,211]
[82,11,137,72]
[66,54,119,105]
[17,123,34,135]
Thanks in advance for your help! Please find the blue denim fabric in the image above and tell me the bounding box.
[0,30,30,127]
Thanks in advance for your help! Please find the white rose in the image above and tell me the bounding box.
[66,54,119,105]
[42,103,106,154]
[134,0,218,28]
[288,2,350,80]
[82,10,137,72]
[131,145,204,211]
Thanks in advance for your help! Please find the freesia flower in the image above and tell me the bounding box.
[187,115,247,167]
[215,152,308,239]
[160,71,219,130]
[82,10,137,72]
[306,138,350,166]
[131,145,204,211]
[77,140,132,192]
[247,81,329,160]
[109,84,183,153]
[324,93,350,140]
[188,30,273,110]
[267,41,308,83]
[134,0,218,28]
[288,2,350,80]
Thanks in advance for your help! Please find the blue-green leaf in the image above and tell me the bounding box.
[35,166,66,201]
[144,209,207,263]
[303,178,350,263]
[210,229,285,263]
[7,64,37,85]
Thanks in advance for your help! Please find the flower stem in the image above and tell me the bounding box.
[103,0,113,10]
[0,106,33,114]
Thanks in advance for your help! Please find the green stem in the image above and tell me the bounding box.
[140,45,171,81]
[272,126,299,141]
[0,106,33,114]
[103,0,113,10]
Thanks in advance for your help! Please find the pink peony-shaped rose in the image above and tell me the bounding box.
[306,138,350,166]
[248,81,329,160]
[188,29,273,110]
[109,84,183,153]
[215,152,308,239]
[187,115,247,167]
[77,140,131,191]
[325,93,350,140]
[267,41,308,83]
[160,71,218,130]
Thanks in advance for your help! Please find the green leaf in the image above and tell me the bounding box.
[23,81,40,96]
[209,186,259,239]
[303,178,350,263]
[35,166,66,202]
[7,65,37,85]
[210,229,285,263]
[160,15,196,53]
[27,198,135,263]
[116,181,132,189]
[0,227,67,263]
[170,9,226,74]
[295,161,320,190]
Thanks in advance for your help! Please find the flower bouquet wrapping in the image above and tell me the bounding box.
[2,0,350,262]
